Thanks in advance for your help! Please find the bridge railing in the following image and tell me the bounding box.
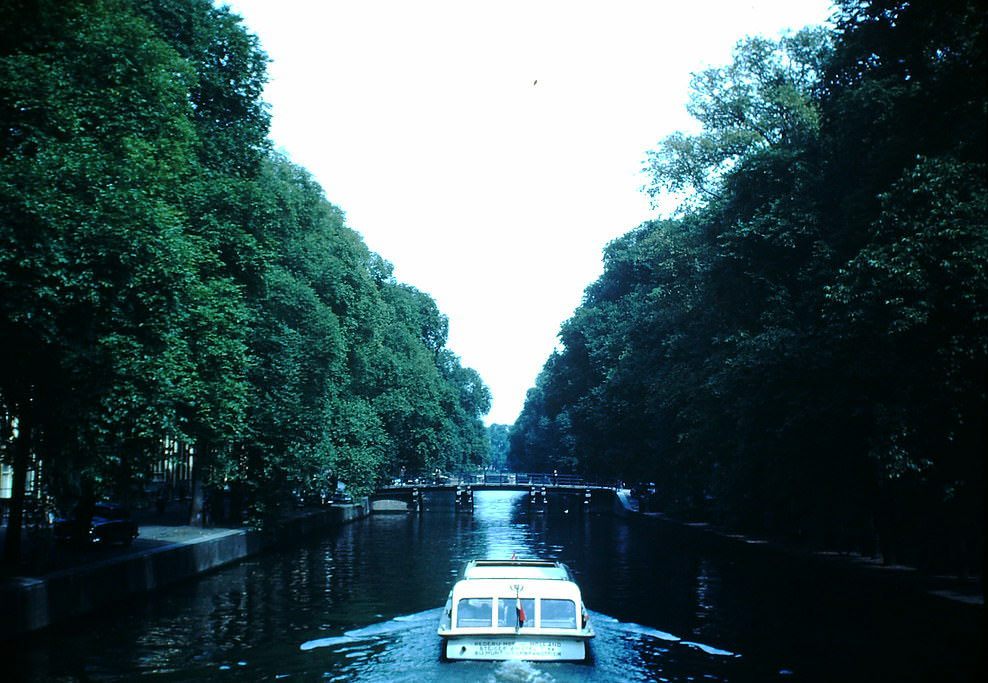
[380,473,604,488]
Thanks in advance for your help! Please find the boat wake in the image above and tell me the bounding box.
[299,607,744,681]
[300,607,735,658]
[589,611,738,657]
[300,608,443,651]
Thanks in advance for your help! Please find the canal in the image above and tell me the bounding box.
[5,491,982,681]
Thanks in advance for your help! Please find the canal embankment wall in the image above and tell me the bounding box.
[0,501,369,640]
[625,509,984,607]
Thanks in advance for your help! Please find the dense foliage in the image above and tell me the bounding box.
[486,423,511,471]
[0,0,489,557]
[510,0,985,571]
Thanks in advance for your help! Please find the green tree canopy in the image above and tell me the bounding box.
[511,0,985,572]
[644,27,832,204]
[1,0,492,553]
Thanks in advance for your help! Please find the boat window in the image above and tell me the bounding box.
[497,598,535,628]
[540,599,577,629]
[456,598,492,627]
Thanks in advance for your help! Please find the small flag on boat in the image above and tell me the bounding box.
[510,552,517,560]
[516,595,526,627]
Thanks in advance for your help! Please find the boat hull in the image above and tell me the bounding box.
[442,634,588,661]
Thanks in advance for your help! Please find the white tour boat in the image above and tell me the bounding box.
[437,558,594,661]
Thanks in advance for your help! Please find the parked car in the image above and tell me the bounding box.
[54,502,139,547]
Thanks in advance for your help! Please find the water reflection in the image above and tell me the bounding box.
[475,490,531,559]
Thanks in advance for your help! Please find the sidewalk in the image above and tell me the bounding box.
[0,500,240,579]
[0,501,369,639]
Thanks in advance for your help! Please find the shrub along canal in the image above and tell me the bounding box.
[3,491,981,681]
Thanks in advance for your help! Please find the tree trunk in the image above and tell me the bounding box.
[188,442,206,527]
[2,410,31,565]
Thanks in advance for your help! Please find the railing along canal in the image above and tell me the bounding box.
[381,472,606,488]
[372,473,631,515]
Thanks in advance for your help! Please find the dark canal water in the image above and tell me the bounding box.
[5,491,983,681]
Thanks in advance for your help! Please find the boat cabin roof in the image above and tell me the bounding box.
[462,559,572,581]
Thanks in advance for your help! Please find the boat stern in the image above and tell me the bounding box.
[441,634,588,661]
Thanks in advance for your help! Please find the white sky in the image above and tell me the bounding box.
[221,0,834,425]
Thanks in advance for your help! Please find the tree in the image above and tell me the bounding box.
[487,424,511,471]
[134,0,272,524]
[0,0,208,556]
[824,157,987,563]
[0,0,498,545]
[644,28,832,205]
[513,0,986,570]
